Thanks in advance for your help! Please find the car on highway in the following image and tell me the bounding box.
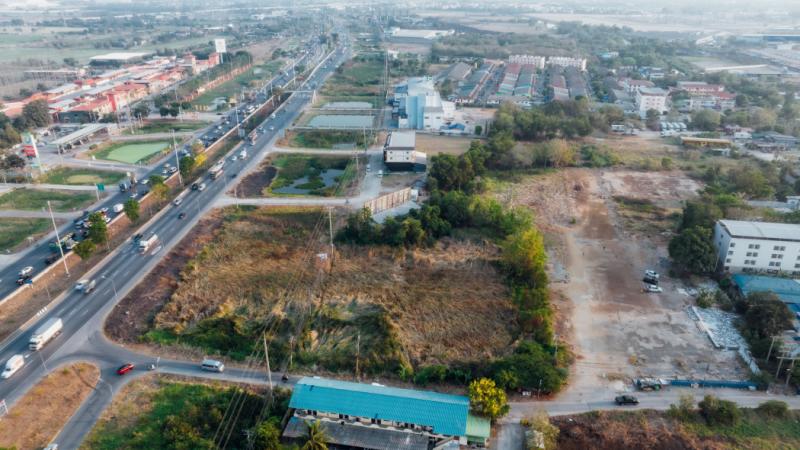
[178,212,186,219]
[169,166,178,174]
[75,279,90,291]
[16,275,31,285]
[18,266,33,277]
[116,363,135,375]
[615,395,639,405]
[44,254,60,265]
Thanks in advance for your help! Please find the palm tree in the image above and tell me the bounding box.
[301,420,328,450]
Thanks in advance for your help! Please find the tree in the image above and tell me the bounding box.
[252,418,281,450]
[133,103,150,119]
[123,198,140,222]
[86,212,108,245]
[698,395,740,426]
[100,112,117,123]
[20,99,51,129]
[63,57,78,67]
[668,226,716,274]
[0,154,26,170]
[301,420,328,450]
[743,293,792,339]
[502,228,548,288]
[691,109,721,131]
[191,140,205,154]
[468,378,509,421]
[474,124,483,136]
[645,108,661,130]
[522,411,559,450]
[159,106,170,117]
[180,155,196,178]
[74,239,96,260]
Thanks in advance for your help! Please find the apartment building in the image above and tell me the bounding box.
[713,220,800,276]
[635,87,669,117]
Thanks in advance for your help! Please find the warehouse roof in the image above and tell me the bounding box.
[289,377,469,436]
[732,274,800,304]
[387,131,416,149]
[719,220,800,242]
[90,52,150,62]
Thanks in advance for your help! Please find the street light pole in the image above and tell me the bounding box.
[172,129,183,185]
[47,200,69,277]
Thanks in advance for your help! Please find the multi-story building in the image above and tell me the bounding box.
[383,131,426,171]
[677,81,725,95]
[509,54,546,69]
[394,77,454,131]
[635,87,669,117]
[713,220,800,276]
[547,56,587,71]
[688,92,737,110]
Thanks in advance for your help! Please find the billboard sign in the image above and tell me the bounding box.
[22,133,38,158]
[214,38,227,53]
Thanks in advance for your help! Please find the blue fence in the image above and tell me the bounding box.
[670,379,757,390]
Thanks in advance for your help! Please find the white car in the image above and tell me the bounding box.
[644,270,660,280]
[18,266,33,277]
[75,279,90,291]
[644,284,663,293]
[231,155,238,162]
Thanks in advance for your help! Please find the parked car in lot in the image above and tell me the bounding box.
[615,395,639,405]
[116,363,135,375]
[643,284,663,293]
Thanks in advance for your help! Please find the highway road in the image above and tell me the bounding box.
[0,38,324,297]
[0,39,352,448]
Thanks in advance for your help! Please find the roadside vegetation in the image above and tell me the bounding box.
[90,140,171,165]
[551,397,800,450]
[0,363,99,450]
[38,167,126,186]
[266,154,357,196]
[289,130,375,149]
[126,121,207,135]
[0,188,95,212]
[82,376,290,450]
[0,218,52,251]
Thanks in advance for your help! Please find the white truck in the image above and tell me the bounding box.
[29,317,63,351]
[1,354,24,379]
[138,233,159,253]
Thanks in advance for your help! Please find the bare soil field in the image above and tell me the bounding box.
[0,362,99,450]
[107,207,516,372]
[507,168,745,400]
[414,133,475,156]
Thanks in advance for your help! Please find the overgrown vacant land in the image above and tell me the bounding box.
[0,363,99,450]
[82,375,289,450]
[552,400,800,450]
[237,154,359,197]
[109,207,515,376]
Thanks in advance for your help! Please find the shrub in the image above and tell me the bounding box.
[414,365,448,386]
[756,400,788,418]
[698,395,741,426]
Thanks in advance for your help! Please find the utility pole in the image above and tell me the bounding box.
[328,207,334,261]
[355,332,361,381]
[47,201,69,276]
[172,129,182,185]
[264,333,273,392]
[767,335,779,361]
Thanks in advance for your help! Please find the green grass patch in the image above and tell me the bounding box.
[39,167,126,186]
[321,57,384,98]
[126,121,207,135]
[81,379,290,450]
[290,129,374,149]
[0,218,51,251]
[0,189,95,212]
[269,154,353,196]
[91,141,171,164]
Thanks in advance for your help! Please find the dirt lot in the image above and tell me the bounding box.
[508,168,745,400]
[0,362,99,449]
[107,207,516,371]
[414,133,476,156]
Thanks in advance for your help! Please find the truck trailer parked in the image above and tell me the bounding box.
[29,317,63,351]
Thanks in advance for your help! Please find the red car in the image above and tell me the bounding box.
[116,363,135,375]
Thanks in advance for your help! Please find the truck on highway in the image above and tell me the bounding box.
[138,232,158,253]
[209,160,225,180]
[49,233,77,253]
[29,317,63,351]
[1,354,24,379]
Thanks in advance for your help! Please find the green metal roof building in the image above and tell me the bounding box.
[285,377,491,449]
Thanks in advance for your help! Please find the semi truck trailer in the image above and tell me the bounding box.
[29,317,63,351]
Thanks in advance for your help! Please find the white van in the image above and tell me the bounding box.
[1,354,24,379]
[201,359,225,372]
[112,203,124,214]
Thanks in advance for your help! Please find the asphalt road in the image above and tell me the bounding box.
[0,40,325,297]
[0,41,352,448]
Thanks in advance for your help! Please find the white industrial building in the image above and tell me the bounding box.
[713,220,800,276]
[635,87,669,117]
[393,77,455,131]
[383,131,426,171]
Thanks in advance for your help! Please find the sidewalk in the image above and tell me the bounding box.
[0,183,98,192]
[0,209,82,219]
